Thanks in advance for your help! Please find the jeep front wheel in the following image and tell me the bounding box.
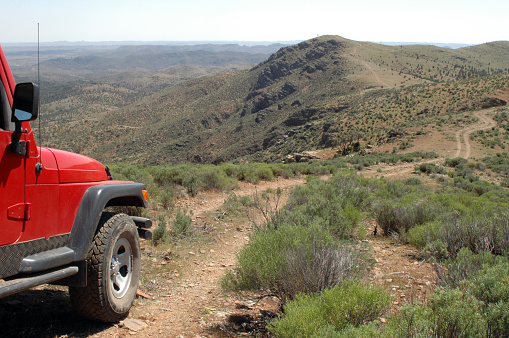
[70,212,141,322]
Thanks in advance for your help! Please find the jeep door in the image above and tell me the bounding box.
[0,72,25,245]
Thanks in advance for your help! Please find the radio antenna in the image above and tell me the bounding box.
[36,23,43,173]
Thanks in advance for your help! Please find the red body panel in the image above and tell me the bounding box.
[20,180,125,242]
[48,148,108,183]
[0,130,26,245]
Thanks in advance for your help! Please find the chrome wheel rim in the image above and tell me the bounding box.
[110,237,132,299]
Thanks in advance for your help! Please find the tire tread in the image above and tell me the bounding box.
[70,212,139,322]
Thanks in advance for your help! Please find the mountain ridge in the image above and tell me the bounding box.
[39,35,509,164]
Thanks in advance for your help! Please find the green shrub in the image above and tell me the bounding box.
[404,177,422,186]
[172,209,193,236]
[374,201,435,236]
[159,188,176,210]
[151,214,170,245]
[199,165,237,191]
[407,220,441,249]
[222,193,251,216]
[330,323,380,338]
[429,288,486,337]
[445,157,468,168]
[222,225,361,301]
[485,302,509,338]
[406,209,509,259]
[423,239,449,259]
[436,248,496,288]
[417,163,447,175]
[470,257,509,305]
[385,289,485,337]
[109,164,157,193]
[269,282,390,337]
[237,163,276,183]
[467,259,509,337]
[220,162,240,178]
[384,303,433,338]
[273,175,365,239]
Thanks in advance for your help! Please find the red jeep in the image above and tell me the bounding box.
[0,45,151,322]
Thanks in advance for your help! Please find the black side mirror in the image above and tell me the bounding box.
[11,82,39,123]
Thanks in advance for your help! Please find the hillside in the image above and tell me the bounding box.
[38,36,509,165]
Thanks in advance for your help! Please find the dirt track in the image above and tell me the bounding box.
[454,110,496,159]
[362,109,496,179]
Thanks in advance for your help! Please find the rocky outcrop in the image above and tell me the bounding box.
[283,108,321,127]
[481,97,507,109]
[241,82,298,116]
[253,38,344,90]
[285,152,321,163]
[388,129,406,138]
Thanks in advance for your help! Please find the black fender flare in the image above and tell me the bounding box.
[67,182,147,261]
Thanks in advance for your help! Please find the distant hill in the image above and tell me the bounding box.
[5,43,287,82]
[37,36,509,165]
[378,42,474,49]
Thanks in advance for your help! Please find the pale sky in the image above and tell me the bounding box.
[0,0,507,44]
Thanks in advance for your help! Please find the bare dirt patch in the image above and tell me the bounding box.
[367,222,436,313]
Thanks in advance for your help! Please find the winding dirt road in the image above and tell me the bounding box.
[363,109,496,179]
[454,110,496,159]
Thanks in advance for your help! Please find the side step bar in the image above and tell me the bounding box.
[0,266,79,299]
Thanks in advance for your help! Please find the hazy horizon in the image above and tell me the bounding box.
[1,0,506,45]
[1,38,480,50]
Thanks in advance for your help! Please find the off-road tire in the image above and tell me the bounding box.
[69,212,141,322]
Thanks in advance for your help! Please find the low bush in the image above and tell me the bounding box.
[248,188,283,230]
[159,187,176,210]
[237,163,276,183]
[435,248,496,287]
[408,212,509,259]
[416,162,447,175]
[407,220,442,249]
[272,175,366,238]
[374,201,436,235]
[151,213,170,245]
[428,286,485,337]
[109,164,157,194]
[222,225,362,302]
[199,165,237,191]
[482,154,509,176]
[221,193,251,216]
[404,177,422,186]
[385,289,486,337]
[172,209,193,236]
[383,303,432,338]
[269,282,390,337]
[445,157,468,168]
[150,164,236,196]
[275,245,362,302]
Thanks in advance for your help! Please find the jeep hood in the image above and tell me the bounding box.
[47,148,109,183]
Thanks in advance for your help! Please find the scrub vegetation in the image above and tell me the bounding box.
[109,151,509,336]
